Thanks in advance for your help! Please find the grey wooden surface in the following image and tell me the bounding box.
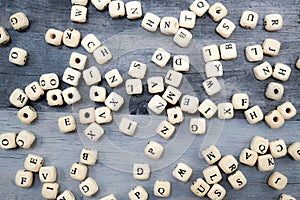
[0,0,299,199]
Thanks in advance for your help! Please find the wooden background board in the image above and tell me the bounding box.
[0,0,299,199]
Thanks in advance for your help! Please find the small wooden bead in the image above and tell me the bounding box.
[105,92,124,111]
[84,122,105,141]
[81,34,101,53]
[250,135,269,154]
[180,95,199,114]
[173,28,193,48]
[62,87,81,105]
[0,132,17,149]
[45,28,63,46]
[17,106,38,124]
[9,47,28,66]
[144,141,164,160]
[0,27,10,45]
[189,0,210,17]
[126,1,143,20]
[128,61,147,79]
[190,118,206,134]
[216,19,236,39]
[104,69,123,88]
[70,162,88,181]
[203,165,222,184]
[257,154,275,172]
[128,185,148,200]
[79,107,95,124]
[179,10,196,29]
[69,52,87,70]
[218,155,238,174]
[190,178,210,197]
[244,105,264,125]
[269,139,287,158]
[24,153,44,172]
[277,101,297,120]
[201,145,222,165]
[239,148,258,167]
[202,44,220,63]
[141,12,161,32]
[79,177,99,197]
[228,170,247,190]
[109,0,126,18]
[207,184,226,200]
[288,142,300,161]
[10,12,29,31]
[153,180,171,198]
[268,171,288,190]
[232,93,249,110]
[9,88,28,108]
[25,81,44,101]
[167,106,184,124]
[95,106,113,124]
[245,44,263,62]
[203,77,221,96]
[16,130,36,149]
[151,48,171,67]
[156,120,175,139]
[264,14,283,32]
[279,194,296,200]
[93,45,113,64]
[58,115,77,133]
[70,5,88,23]
[265,110,285,129]
[263,38,281,56]
[40,73,59,90]
[296,57,300,70]
[160,17,179,35]
[253,61,272,81]
[173,55,189,72]
[162,86,182,105]
[80,148,98,165]
[164,69,183,88]
[240,11,259,29]
[91,0,110,11]
[147,76,164,94]
[133,163,151,180]
[39,166,57,183]
[198,99,218,119]
[47,89,64,106]
[83,66,102,86]
[265,82,284,101]
[71,0,88,6]
[217,103,234,119]
[119,117,138,136]
[205,61,223,78]
[63,28,81,48]
[220,43,237,60]
[90,86,106,102]
[57,190,76,200]
[172,162,193,182]
[208,3,227,22]
[62,67,81,86]
[100,194,117,200]
[272,63,291,81]
[15,169,33,188]
[126,79,143,95]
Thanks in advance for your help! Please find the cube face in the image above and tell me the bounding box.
[190,178,210,197]
[144,141,164,160]
[202,145,222,165]
[240,11,259,29]
[151,48,171,67]
[0,132,17,149]
[0,27,10,45]
[95,106,113,124]
[147,76,164,94]
[257,154,275,172]
[70,162,88,181]
[265,110,285,129]
[202,44,220,63]
[58,115,77,133]
[277,101,297,120]
[179,11,196,29]
[264,14,283,31]
[128,61,147,79]
[93,45,113,65]
[104,92,124,111]
[9,47,28,66]
[90,86,106,103]
[70,5,88,23]
[126,79,143,95]
[198,99,218,119]
[10,12,29,31]
[189,0,210,17]
[119,117,138,136]
[91,0,110,11]
[164,69,183,88]
[79,177,99,197]
[218,155,238,174]
[167,106,184,125]
[220,43,237,60]
[180,95,199,114]
[239,148,258,167]
[269,139,287,158]
[217,103,234,119]
[133,163,151,180]
[45,28,63,46]
[205,61,223,78]
[128,185,148,200]
[42,183,59,199]
[272,63,291,81]
[228,170,247,190]
[39,166,57,183]
[245,45,263,62]
[244,105,264,125]
[203,165,222,184]
[15,169,33,188]
[105,69,124,88]
[84,122,105,141]
[62,87,81,105]
[71,0,88,6]
[148,95,167,115]
[46,89,64,106]
[173,55,189,72]
[172,162,193,182]
[62,67,82,87]
[141,12,161,32]
[126,1,143,20]
[69,52,87,70]
[63,28,81,48]
[203,77,221,96]
[208,3,227,22]
[17,106,38,125]
[189,118,206,134]
[9,88,28,108]
[156,120,176,139]
[162,86,182,105]
[154,180,171,197]
[160,17,179,35]
[83,66,102,86]
[263,38,281,56]
[25,81,44,101]
[109,0,126,18]
[24,153,44,172]
[279,194,296,200]
[216,19,236,39]
[265,82,284,101]
[232,93,249,110]
[57,190,76,200]
[40,73,59,90]
[207,184,226,200]
[250,136,269,154]
[16,130,36,149]
[80,148,98,166]
[268,171,288,190]
[81,34,101,53]
[288,142,300,161]
[253,62,272,81]
[100,194,117,200]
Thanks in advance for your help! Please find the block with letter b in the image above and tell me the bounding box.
[80,148,98,166]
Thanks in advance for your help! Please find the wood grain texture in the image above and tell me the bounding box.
[0,0,299,199]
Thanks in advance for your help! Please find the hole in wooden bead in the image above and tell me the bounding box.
[68,93,73,99]
[94,92,99,97]
[52,95,57,101]
[216,7,222,14]
[286,108,291,113]
[174,114,178,119]
[273,88,279,94]
[273,116,279,122]
[23,113,28,118]
[84,112,90,118]
[75,58,81,64]
[50,33,56,39]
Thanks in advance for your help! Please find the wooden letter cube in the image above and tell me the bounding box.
[263,38,281,56]
[240,11,259,29]
[46,89,64,106]
[80,148,98,165]
[232,93,249,110]
[90,86,106,102]
[268,171,288,190]
[207,184,226,200]
[0,27,10,45]
[250,136,269,154]
[151,48,171,67]
[17,106,38,124]
[79,177,99,197]
[253,61,272,81]
[288,142,300,161]
[144,141,164,160]
[71,0,88,6]
[24,153,44,172]
[218,155,238,174]
[201,145,222,165]
[45,28,63,46]
[164,69,183,88]
[95,106,113,124]
[228,170,247,190]
[179,11,196,29]
[265,82,284,101]
[297,57,300,70]
[83,66,101,86]
[167,106,184,124]
[25,81,44,101]
[156,120,176,139]
[15,169,33,188]
[141,12,161,32]
[239,148,258,167]
[189,0,210,17]
[133,163,151,180]
[173,55,189,72]
[181,95,199,114]
[190,178,210,197]
[126,1,143,20]
[70,5,87,23]
[216,19,236,39]
[189,118,206,134]
[119,117,138,136]
[105,69,123,88]
[148,95,167,115]
[9,88,28,108]
[205,61,223,78]
[57,190,76,200]
[63,28,81,48]
[105,92,124,111]
[128,185,148,200]
[244,105,264,125]
[0,132,17,149]
[154,180,171,197]
[69,52,87,70]
[9,47,28,66]
[162,86,182,105]
[245,44,263,62]
[126,79,143,95]
[70,162,88,181]
[172,162,193,182]
[272,63,291,81]
[208,3,227,22]
[94,46,113,65]
[220,43,237,60]
[58,115,76,133]
[203,77,221,96]
[160,17,179,35]
[203,165,222,184]
[79,107,96,124]
[16,130,36,149]
[10,12,29,31]
[40,73,59,90]
[269,139,287,158]
[109,0,126,18]
[198,99,217,119]
[202,44,220,63]
[128,61,147,79]
[62,87,81,105]
[277,101,297,120]
[84,122,105,141]
[81,34,101,53]
[100,194,117,200]
[279,194,296,200]
[62,67,81,86]
[217,103,234,119]
[264,14,283,31]
[91,0,110,11]
[147,76,164,94]
[265,110,285,129]
[257,154,275,172]
[39,166,57,183]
